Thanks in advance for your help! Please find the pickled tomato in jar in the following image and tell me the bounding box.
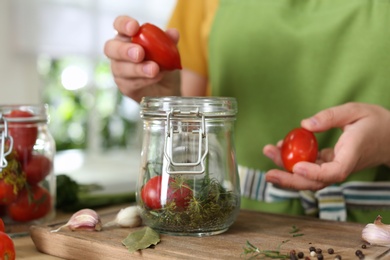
[0,105,55,224]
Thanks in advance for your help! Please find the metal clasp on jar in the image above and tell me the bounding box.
[0,114,14,172]
[164,108,209,175]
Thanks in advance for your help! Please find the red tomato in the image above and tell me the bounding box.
[132,23,182,70]
[281,127,318,172]
[13,146,33,165]
[167,178,193,210]
[141,175,193,210]
[23,154,52,185]
[6,110,38,160]
[0,218,4,232]
[7,185,51,222]
[0,180,19,206]
[0,232,15,260]
[141,176,163,209]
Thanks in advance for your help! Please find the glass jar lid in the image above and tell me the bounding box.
[140,96,237,118]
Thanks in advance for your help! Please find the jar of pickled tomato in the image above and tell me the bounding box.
[137,97,240,237]
[0,104,56,226]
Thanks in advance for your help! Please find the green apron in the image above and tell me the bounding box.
[209,0,390,223]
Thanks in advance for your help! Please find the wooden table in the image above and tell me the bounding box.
[12,206,124,260]
[11,205,389,260]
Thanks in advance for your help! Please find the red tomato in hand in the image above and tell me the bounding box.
[6,110,38,161]
[23,154,52,185]
[132,23,182,70]
[0,232,15,260]
[141,175,193,210]
[7,185,51,222]
[281,127,318,172]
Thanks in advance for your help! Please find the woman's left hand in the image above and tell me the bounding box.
[263,102,390,191]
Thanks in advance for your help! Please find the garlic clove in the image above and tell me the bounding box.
[51,208,102,233]
[103,206,142,228]
[69,209,102,231]
[362,215,390,247]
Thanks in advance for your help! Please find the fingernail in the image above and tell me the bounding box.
[125,21,134,34]
[293,165,307,177]
[264,150,275,160]
[128,47,139,61]
[304,117,319,127]
[142,64,153,77]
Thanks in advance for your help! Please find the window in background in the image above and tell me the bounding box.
[11,0,176,153]
[37,56,140,152]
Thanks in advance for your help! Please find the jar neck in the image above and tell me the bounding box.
[140,97,238,118]
[0,104,49,171]
[0,104,49,123]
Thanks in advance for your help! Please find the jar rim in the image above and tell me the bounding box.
[0,104,49,123]
[140,96,237,117]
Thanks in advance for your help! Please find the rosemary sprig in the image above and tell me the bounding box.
[292,233,304,237]
[289,225,304,237]
[289,225,299,233]
[241,240,290,259]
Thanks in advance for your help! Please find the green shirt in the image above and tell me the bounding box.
[169,0,390,223]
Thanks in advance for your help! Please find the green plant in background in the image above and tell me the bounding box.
[39,56,139,151]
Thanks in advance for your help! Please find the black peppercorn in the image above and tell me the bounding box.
[361,244,367,249]
[355,249,365,259]
[316,253,323,260]
[327,248,334,254]
[355,250,363,256]
[297,252,304,258]
[309,246,316,252]
[315,248,322,254]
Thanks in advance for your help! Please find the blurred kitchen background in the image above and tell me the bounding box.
[0,0,176,195]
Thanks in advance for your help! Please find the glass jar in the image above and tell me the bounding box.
[137,97,240,237]
[0,104,56,226]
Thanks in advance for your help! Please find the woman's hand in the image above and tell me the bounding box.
[104,16,181,103]
[263,102,390,191]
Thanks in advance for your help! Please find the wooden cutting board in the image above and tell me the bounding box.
[30,208,386,260]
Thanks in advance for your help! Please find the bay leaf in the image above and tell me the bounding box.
[122,226,161,253]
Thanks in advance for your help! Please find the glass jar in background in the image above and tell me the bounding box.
[137,97,240,237]
[0,104,56,226]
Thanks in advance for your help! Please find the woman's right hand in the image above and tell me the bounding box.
[104,16,181,103]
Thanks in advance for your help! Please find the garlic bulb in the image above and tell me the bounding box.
[51,208,102,233]
[103,206,142,228]
[362,215,390,247]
